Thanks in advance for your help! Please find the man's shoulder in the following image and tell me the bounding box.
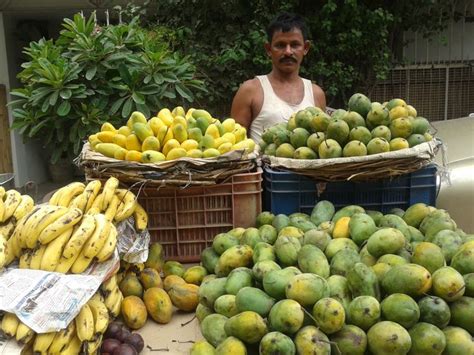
[239,77,262,92]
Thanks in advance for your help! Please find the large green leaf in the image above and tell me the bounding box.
[122,97,133,118]
[57,101,71,116]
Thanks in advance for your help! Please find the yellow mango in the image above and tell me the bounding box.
[232,138,255,153]
[162,127,174,145]
[218,142,232,154]
[121,296,147,329]
[101,122,117,132]
[157,108,174,126]
[157,126,169,145]
[127,111,147,130]
[222,132,236,145]
[192,109,213,123]
[125,150,142,162]
[168,283,200,312]
[389,106,409,121]
[185,108,195,120]
[222,118,236,133]
[187,149,203,158]
[125,134,142,151]
[205,124,220,139]
[203,148,220,159]
[166,147,187,161]
[141,150,166,163]
[172,106,186,118]
[143,287,173,324]
[95,143,122,158]
[88,133,98,144]
[163,275,186,292]
[118,125,132,136]
[181,139,199,151]
[89,136,101,149]
[233,125,247,142]
[333,216,351,238]
[172,123,188,143]
[172,116,187,128]
[133,122,154,142]
[214,137,226,148]
[113,147,128,160]
[112,133,127,148]
[148,117,165,135]
[406,105,417,118]
[97,131,115,143]
[162,139,180,156]
[141,136,161,151]
[199,135,215,150]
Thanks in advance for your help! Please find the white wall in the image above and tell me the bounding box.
[1,12,48,187]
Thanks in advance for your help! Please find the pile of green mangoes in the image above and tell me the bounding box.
[261,93,434,159]
[189,201,474,354]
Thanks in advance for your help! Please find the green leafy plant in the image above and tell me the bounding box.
[10,13,205,163]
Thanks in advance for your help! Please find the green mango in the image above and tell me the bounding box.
[235,286,275,317]
[347,262,381,300]
[224,311,268,344]
[225,267,253,295]
[297,244,330,278]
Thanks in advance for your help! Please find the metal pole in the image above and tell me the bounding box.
[444,67,449,120]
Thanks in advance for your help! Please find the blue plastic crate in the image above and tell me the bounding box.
[263,165,437,215]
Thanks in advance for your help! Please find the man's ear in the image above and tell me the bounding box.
[264,42,272,57]
[304,40,311,55]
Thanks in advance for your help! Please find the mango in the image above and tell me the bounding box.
[408,226,425,242]
[329,325,367,355]
[431,266,465,302]
[121,295,147,329]
[268,299,304,335]
[125,149,142,162]
[196,303,214,323]
[225,267,253,295]
[403,203,430,227]
[294,326,331,355]
[382,263,432,297]
[200,314,228,347]
[235,287,275,317]
[201,247,220,274]
[239,227,262,248]
[442,326,474,355]
[213,294,238,318]
[332,205,365,223]
[328,275,352,312]
[451,242,474,274]
[449,296,474,335]
[359,245,377,266]
[430,230,463,263]
[333,216,351,238]
[286,273,329,307]
[255,211,274,227]
[133,122,154,142]
[411,242,446,274]
[377,254,408,267]
[252,242,275,263]
[139,268,162,289]
[141,135,160,151]
[168,283,199,311]
[381,293,420,328]
[367,321,411,355]
[367,227,406,258]
[125,133,142,151]
[372,263,391,283]
[198,277,227,309]
[325,238,359,260]
[420,209,457,240]
[303,229,331,251]
[163,275,186,292]
[312,297,345,334]
[119,274,144,298]
[163,261,185,277]
[297,244,330,278]
[215,336,246,355]
[464,273,474,297]
[418,295,451,328]
[143,287,172,324]
[349,212,378,246]
[366,210,384,226]
[259,331,296,355]
[272,214,290,232]
[330,248,361,277]
[212,233,239,255]
[183,265,208,285]
[95,142,123,158]
[409,322,446,355]
[274,236,301,266]
[190,340,216,355]
[214,244,253,277]
[224,311,268,344]
[112,133,127,148]
[348,296,381,330]
[347,262,380,300]
[252,260,281,282]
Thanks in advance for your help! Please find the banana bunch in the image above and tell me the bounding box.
[49,177,148,232]
[100,274,123,319]
[0,186,35,240]
[1,312,35,344]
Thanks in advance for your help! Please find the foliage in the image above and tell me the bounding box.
[142,0,456,112]
[10,13,205,163]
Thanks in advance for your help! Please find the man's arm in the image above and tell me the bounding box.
[231,80,258,130]
[312,84,327,111]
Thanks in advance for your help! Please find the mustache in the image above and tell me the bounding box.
[279,57,297,63]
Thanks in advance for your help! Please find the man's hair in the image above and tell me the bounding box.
[266,12,308,42]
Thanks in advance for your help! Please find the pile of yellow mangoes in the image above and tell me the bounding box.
[88,107,256,162]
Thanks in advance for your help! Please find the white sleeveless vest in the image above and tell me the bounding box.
[249,75,315,143]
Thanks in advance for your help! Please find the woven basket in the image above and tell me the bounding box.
[262,138,443,182]
[77,143,258,187]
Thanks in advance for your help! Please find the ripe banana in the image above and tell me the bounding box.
[0,197,4,222]
[75,303,95,342]
[101,274,118,294]
[104,194,120,222]
[56,182,85,207]
[48,320,76,353]
[69,192,88,212]
[4,234,21,265]
[12,194,35,221]
[1,312,19,337]
[95,225,118,263]
[84,180,102,212]
[40,228,73,271]
[0,233,6,269]
[0,219,16,240]
[15,321,35,343]
[28,244,46,270]
[62,214,96,260]
[12,206,41,248]
[89,292,105,303]
[110,290,123,318]
[70,246,94,274]
[0,186,5,197]
[104,286,123,318]
[38,207,82,245]
[101,177,119,211]
[22,205,68,249]
[85,334,103,354]
[32,331,56,354]
[114,188,137,222]
[87,298,109,334]
[55,252,79,274]
[60,334,82,355]
[1,189,22,222]
[134,201,148,231]
[19,250,33,269]
[87,192,104,215]
[82,214,111,258]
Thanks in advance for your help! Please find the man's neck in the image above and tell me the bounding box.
[268,70,301,84]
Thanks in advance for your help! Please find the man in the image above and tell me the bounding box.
[231,12,326,143]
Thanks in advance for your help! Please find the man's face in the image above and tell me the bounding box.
[265,28,310,73]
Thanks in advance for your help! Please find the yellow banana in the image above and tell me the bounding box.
[48,320,76,353]
[56,182,85,207]
[48,187,64,206]
[38,207,82,245]
[0,198,4,222]
[85,334,103,354]
[69,192,88,212]
[19,250,33,269]
[101,274,118,294]
[23,205,69,249]
[60,334,82,355]
[39,228,73,271]
[29,244,47,270]
[75,303,95,341]
[62,214,96,260]
[134,201,148,231]
[33,331,56,354]
[83,180,102,212]
[15,321,35,343]
[1,189,22,222]
[89,292,105,303]
[0,233,6,269]
[101,177,119,211]
[110,290,123,318]
[104,194,120,222]
[1,312,19,337]
[95,226,118,263]
[0,219,16,240]
[12,194,35,221]
[87,192,104,214]
[82,214,111,258]
[55,252,79,274]
[114,188,137,222]
[104,286,123,318]
[87,298,109,334]
[4,234,21,265]
[12,207,41,248]
[70,246,94,274]
[0,186,5,197]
